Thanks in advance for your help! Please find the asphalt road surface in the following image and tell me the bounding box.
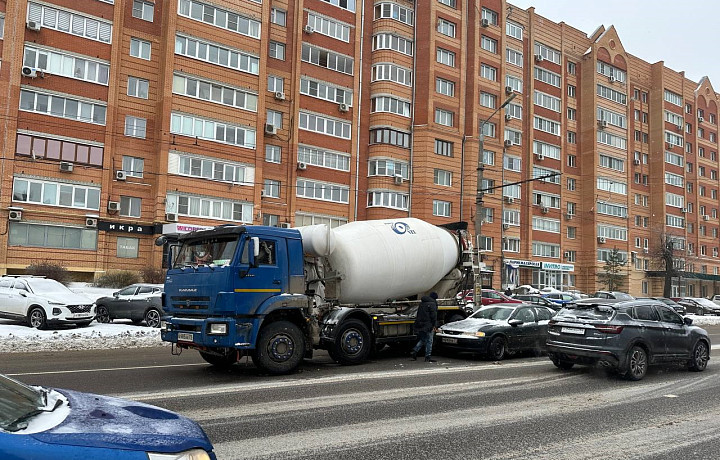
[3,326,720,460]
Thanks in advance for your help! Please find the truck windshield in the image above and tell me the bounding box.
[173,235,239,268]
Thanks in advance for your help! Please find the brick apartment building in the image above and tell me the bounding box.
[0,0,719,297]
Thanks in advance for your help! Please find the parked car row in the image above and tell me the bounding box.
[0,277,164,329]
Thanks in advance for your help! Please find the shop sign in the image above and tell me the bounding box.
[504,259,541,268]
[98,221,155,235]
[541,262,575,272]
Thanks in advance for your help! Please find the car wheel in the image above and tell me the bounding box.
[253,320,305,375]
[199,349,237,368]
[696,307,705,316]
[96,305,111,323]
[624,345,648,381]
[28,307,47,330]
[144,308,161,328]
[552,358,575,370]
[488,336,507,361]
[689,341,709,372]
[331,319,372,365]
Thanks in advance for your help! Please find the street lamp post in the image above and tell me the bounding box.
[474,92,517,289]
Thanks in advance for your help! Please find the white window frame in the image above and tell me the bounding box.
[132,0,154,22]
[170,112,256,149]
[124,116,147,138]
[298,111,352,139]
[130,37,151,60]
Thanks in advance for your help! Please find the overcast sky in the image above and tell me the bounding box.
[508,0,720,86]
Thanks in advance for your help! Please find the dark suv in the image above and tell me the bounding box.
[546,299,710,380]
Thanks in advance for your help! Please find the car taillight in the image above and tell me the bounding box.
[594,325,623,334]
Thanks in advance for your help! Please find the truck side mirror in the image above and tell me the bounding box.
[154,235,167,246]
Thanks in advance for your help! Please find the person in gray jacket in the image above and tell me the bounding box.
[410,292,438,362]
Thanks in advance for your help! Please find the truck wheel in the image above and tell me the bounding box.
[331,319,371,365]
[199,349,237,368]
[253,321,305,375]
[28,307,47,330]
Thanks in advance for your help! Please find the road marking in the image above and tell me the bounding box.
[6,362,208,377]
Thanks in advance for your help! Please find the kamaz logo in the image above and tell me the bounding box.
[178,288,197,293]
[390,222,416,235]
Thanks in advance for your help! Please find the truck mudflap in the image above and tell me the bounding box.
[161,316,260,350]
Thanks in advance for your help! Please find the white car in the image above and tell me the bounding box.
[0,276,95,329]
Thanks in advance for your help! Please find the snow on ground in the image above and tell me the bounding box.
[2,284,720,354]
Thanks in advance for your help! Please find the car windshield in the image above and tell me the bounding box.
[694,298,717,307]
[26,279,72,294]
[173,235,239,268]
[471,306,514,321]
[0,374,46,432]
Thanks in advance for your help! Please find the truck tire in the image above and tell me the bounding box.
[199,349,237,368]
[253,321,305,375]
[331,319,371,365]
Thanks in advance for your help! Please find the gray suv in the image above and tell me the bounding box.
[546,299,710,380]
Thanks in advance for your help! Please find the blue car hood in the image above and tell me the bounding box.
[31,389,213,454]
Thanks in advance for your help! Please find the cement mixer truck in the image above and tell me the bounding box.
[158,218,475,374]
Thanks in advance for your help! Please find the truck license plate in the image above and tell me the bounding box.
[178,332,194,342]
[442,337,458,344]
[561,327,585,335]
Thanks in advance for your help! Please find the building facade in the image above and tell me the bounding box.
[0,0,719,296]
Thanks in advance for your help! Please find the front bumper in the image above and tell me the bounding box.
[435,332,489,353]
[161,316,259,349]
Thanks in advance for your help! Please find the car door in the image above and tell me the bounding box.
[656,305,691,359]
[10,280,33,316]
[534,307,554,348]
[508,307,538,351]
[130,286,156,320]
[630,304,667,360]
[112,285,139,318]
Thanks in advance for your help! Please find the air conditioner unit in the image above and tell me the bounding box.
[85,217,98,228]
[115,170,127,181]
[541,206,549,214]
[698,116,704,123]
[59,161,74,172]
[26,21,41,31]
[8,209,22,221]
[21,66,38,78]
[339,103,350,113]
[703,215,710,221]
[502,224,510,230]
[280,222,292,228]
[643,248,649,254]
[597,120,608,129]
[534,54,544,62]
[597,236,606,244]
[565,213,573,220]
[608,76,616,83]
[681,208,687,213]
[274,91,286,101]
[480,18,489,27]
[564,251,570,259]
[633,159,641,165]
[260,190,267,197]
[535,153,544,160]
[166,213,178,222]
[504,139,513,147]
[504,113,512,122]
[505,86,513,96]
[264,124,277,135]
[666,142,673,149]
[297,161,308,170]
[505,196,515,204]
[687,250,693,256]
[107,201,120,212]
[304,25,315,34]
[394,175,404,185]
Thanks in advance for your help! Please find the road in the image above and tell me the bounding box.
[3,325,720,460]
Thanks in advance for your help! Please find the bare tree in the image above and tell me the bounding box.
[647,230,685,298]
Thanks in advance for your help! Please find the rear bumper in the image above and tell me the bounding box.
[546,341,621,367]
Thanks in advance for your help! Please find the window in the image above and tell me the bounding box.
[372,96,411,117]
[370,127,411,148]
[435,108,454,127]
[122,156,144,178]
[533,166,560,184]
[567,178,576,191]
[297,179,349,203]
[170,112,256,148]
[506,48,523,67]
[268,75,283,93]
[435,139,453,157]
[171,152,251,184]
[534,67,561,87]
[373,33,413,55]
[263,214,280,227]
[167,193,252,222]
[567,108,576,120]
[433,200,451,217]
[16,133,104,166]
[132,0,154,21]
[599,154,625,172]
[437,48,455,67]
[480,64,497,81]
[372,63,412,86]
[271,8,286,26]
[27,2,112,43]
[503,237,520,253]
[533,217,560,233]
[301,43,353,75]
[481,7,498,25]
[269,41,285,60]
[481,36,497,53]
[482,122,496,137]
[434,169,452,186]
[505,155,522,172]
[173,74,258,112]
[267,110,283,129]
[534,91,560,112]
[23,45,110,85]
[12,177,100,210]
[596,61,626,83]
[9,222,97,250]
[175,34,260,75]
[367,190,408,210]
[298,111,351,139]
[266,145,281,163]
[534,116,560,136]
[567,85,576,98]
[318,0,356,12]
[436,78,455,97]
[506,103,522,120]
[117,237,139,258]
[598,131,627,150]
[597,177,627,195]
[533,242,560,258]
[506,75,522,93]
[438,0,456,7]
[301,77,353,105]
[124,116,147,138]
[0,16,4,39]
[263,179,280,198]
[567,132,576,144]
[20,89,107,125]
[664,89,682,106]
[127,76,149,99]
[296,212,347,228]
[374,2,414,25]
[567,61,576,75]
[534,42,561,64]
[480,92,496,109]
[505,129,522,145]
[120,196,141,218]
[597,107,627,128]
[437,18,455,37]
[506,21,522,40]
[299,145,351,171]
[177,0,261,38]
[130,38,151,60]
[368,159,409,179]
[533,141,561,160]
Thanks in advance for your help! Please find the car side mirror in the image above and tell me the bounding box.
[508,319,523,327]
[113,292,119,298]
[684,316,693,326]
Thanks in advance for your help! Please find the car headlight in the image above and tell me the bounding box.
[208,323,228,335]
[462,331,485,337]
[147,449,211,460]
